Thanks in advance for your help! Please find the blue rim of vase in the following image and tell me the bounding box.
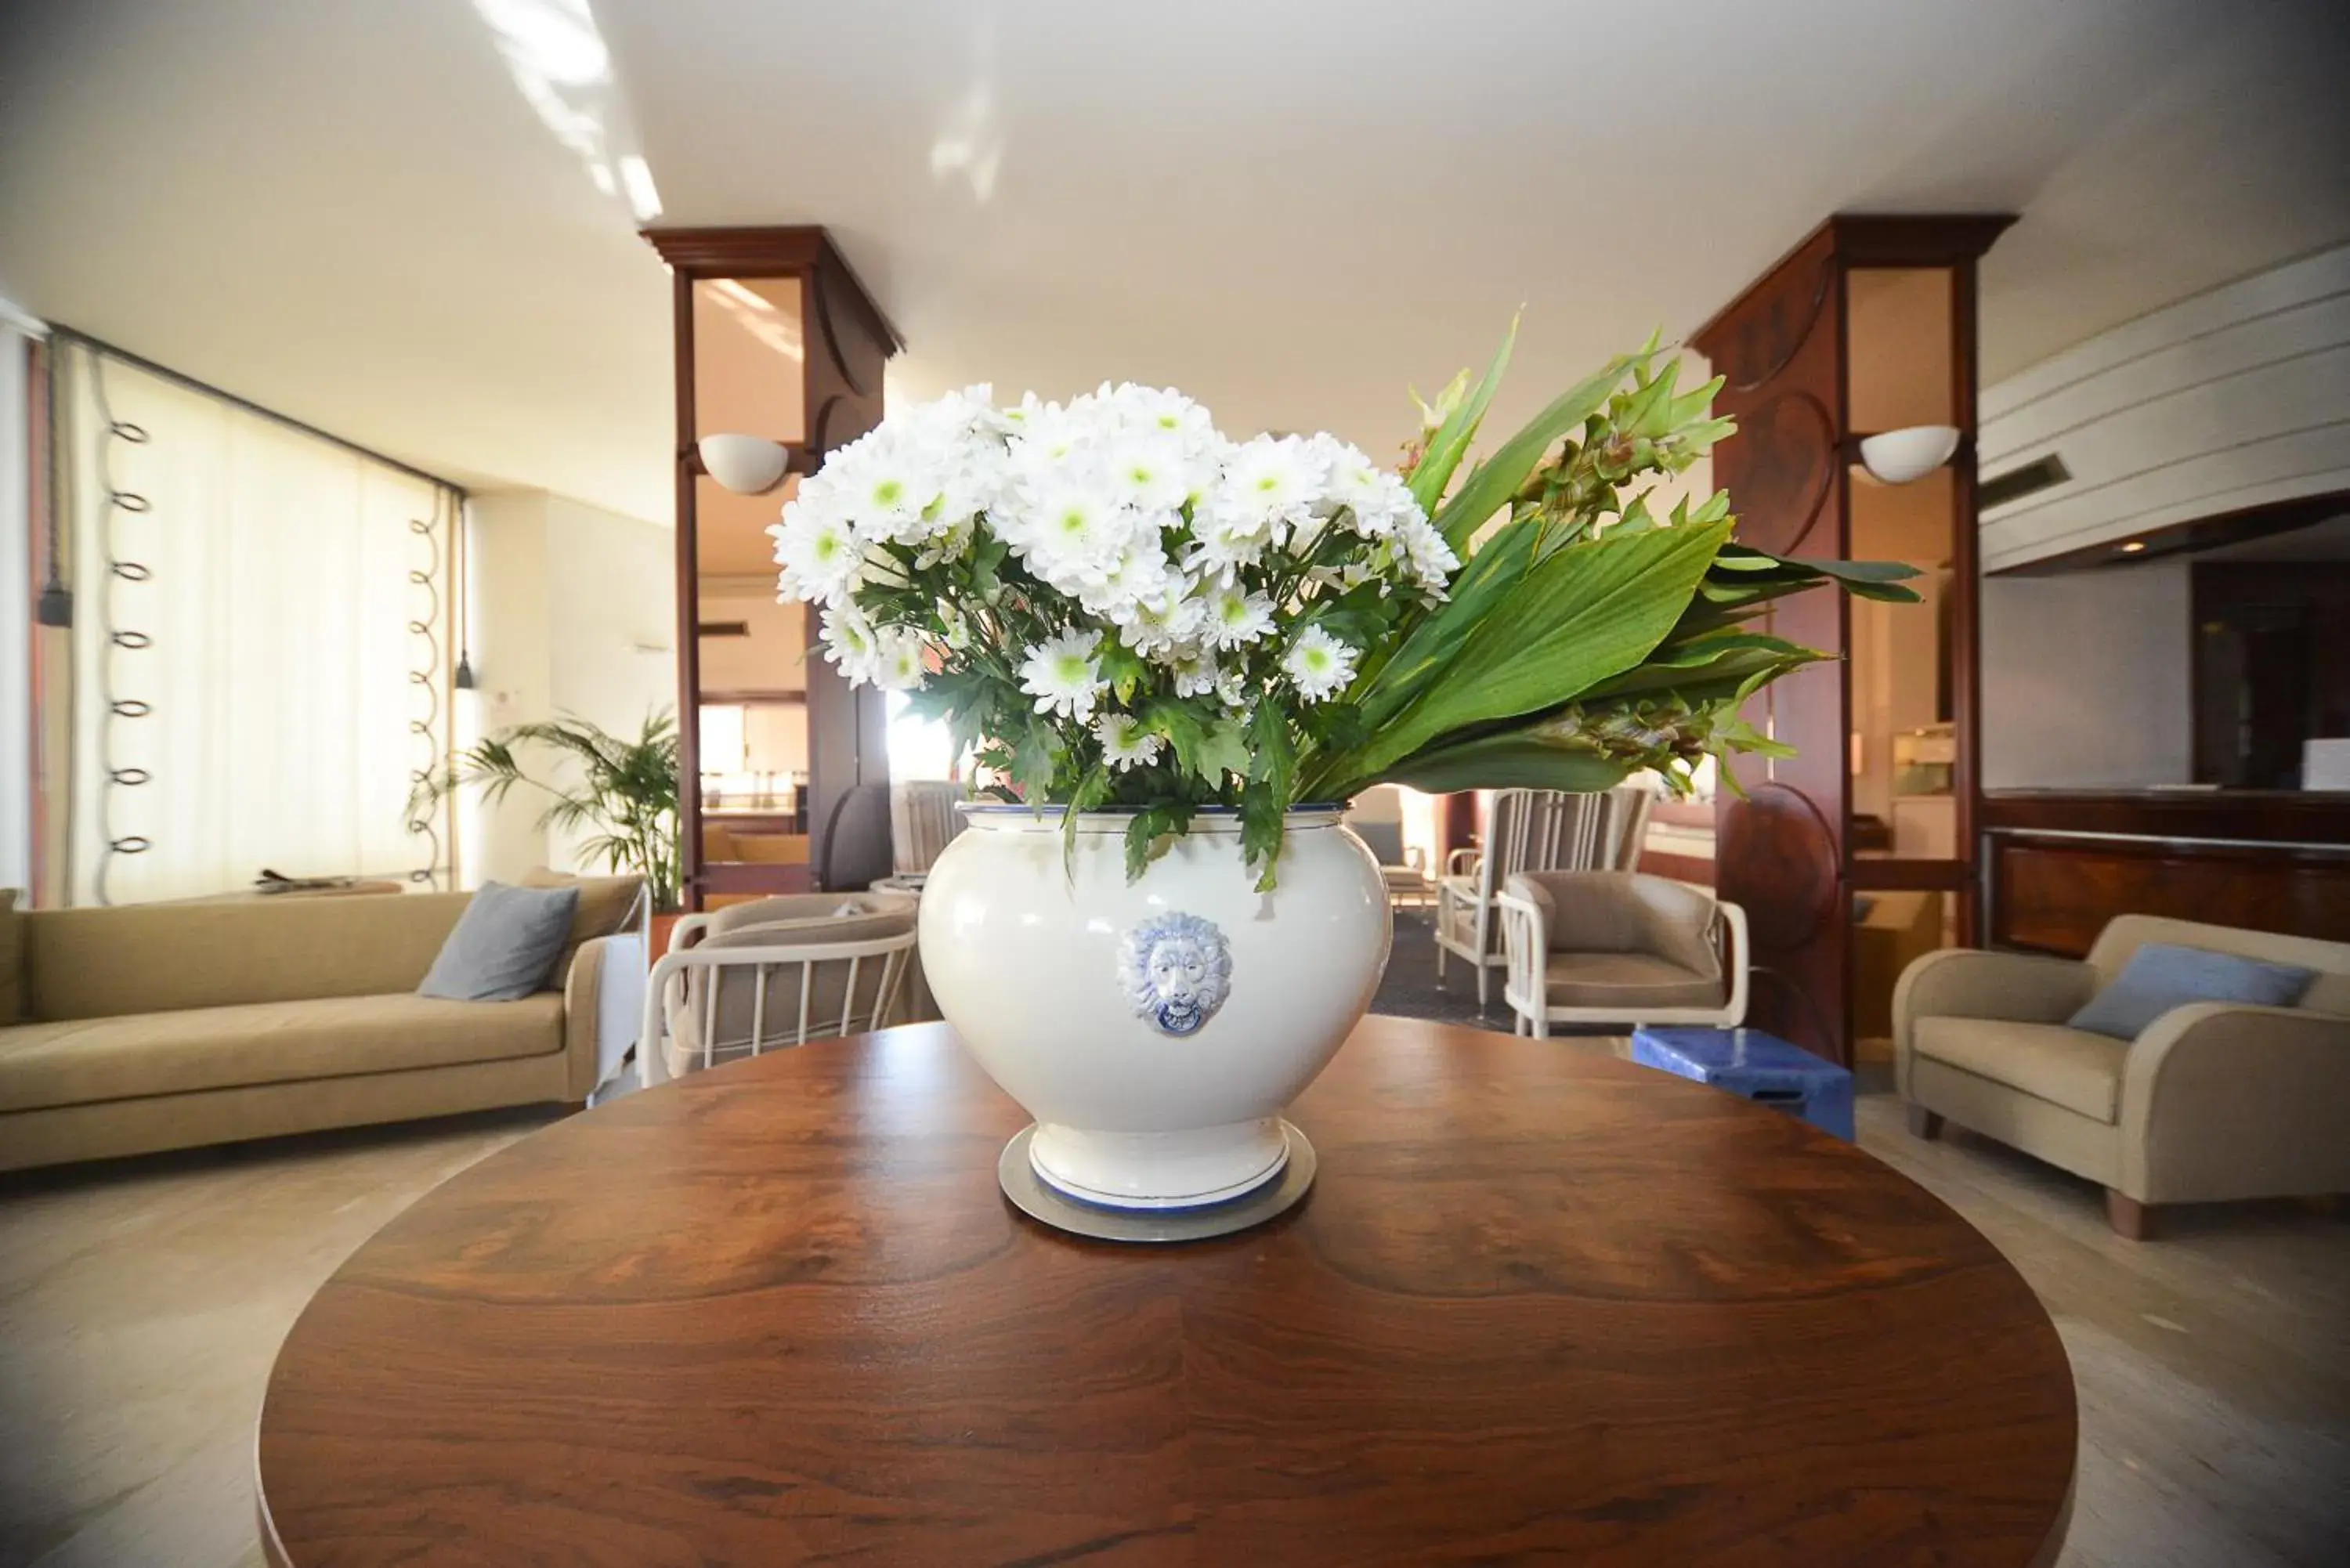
[957,800,1352,817]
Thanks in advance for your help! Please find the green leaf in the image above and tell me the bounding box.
[1239,780,1285,891]
[1431,348,1649,551]
[1009,720,1059,806]
[1383,735,1636,795]
[1340,517,1732,789]
[1407,316,1517,516]
[1196,715,1253,783]
[1122,799,1194,880]
[1141,699,1210,779]
[1059,764,1112,874]
[1246,698,1296,805]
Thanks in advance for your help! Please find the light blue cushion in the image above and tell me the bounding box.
[2067,942,2316,1040]
[418,882,580,1002]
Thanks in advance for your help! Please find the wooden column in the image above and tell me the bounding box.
[1693,215,2010,1065]
[642,227,902,909]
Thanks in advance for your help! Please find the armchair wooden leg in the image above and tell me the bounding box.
[2106,1190,2156,1241]
[1905,1105,1944,1140]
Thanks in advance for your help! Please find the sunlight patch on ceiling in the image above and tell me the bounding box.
[471,0,662,220]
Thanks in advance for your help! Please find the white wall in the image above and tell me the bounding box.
[1980,560,2193,789]
[1979,244,2350,572]
[459,491,675,884]
[0,321,33,896]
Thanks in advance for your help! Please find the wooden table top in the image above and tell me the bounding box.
[257,1018,2075,1567]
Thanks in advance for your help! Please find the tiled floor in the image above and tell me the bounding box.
[2,992,2345,1565]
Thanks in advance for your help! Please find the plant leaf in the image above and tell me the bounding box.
[1431,349,1649,551]
[1407,316,1517,515]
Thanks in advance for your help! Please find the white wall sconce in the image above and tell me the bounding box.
[1857,425,1961,486]
[697,434,793,495]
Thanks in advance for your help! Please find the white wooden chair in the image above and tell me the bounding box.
[1496,869,1748,1037]
[639,902,917,1086]
[1436,788,1650,1008]
[890,780,967,876]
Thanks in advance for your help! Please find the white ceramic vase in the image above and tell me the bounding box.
[918,806,1392,1209]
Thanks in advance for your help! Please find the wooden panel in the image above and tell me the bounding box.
[1989,835,2350,957]
[1979,789,2350,843]
[1700,226,1853,1064]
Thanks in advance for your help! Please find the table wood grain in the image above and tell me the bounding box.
[256,1017,2076,1566]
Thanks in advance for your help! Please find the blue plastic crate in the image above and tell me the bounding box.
[1629,1027,1855,1141]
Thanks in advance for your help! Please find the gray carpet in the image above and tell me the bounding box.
[1370,909,1515,1031]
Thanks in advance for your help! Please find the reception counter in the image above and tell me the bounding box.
[1981,789,2350,957]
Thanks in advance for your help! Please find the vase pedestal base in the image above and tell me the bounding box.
[996,1122,1316,1244]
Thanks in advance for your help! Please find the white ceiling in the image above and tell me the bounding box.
[2,0,2345,529]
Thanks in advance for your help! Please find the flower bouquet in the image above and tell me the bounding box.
[772,323,1914,885]
[768,323,1915,1218]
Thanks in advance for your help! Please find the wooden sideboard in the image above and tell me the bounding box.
[1981,790,2350,957]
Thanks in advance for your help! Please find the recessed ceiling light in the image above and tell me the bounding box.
[2119,540,2146,554]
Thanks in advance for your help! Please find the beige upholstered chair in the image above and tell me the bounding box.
[640,892,920,1086]
[1435,787,1649,1008]
[1495,870,1748,1036]
[1894,916,2350,1238]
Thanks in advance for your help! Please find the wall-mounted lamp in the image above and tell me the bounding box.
[698,434,792,496]
[1857,425,1961,486]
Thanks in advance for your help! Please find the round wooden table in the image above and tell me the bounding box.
[257,1018,2076,1566]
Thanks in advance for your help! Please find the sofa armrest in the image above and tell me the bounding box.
[560,933,645,1101]
[2118,1003,2350,1205]
[1893,948,2095,1100]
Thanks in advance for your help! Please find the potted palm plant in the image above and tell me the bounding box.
[772,326,1916,1214]
[415,710,684,926]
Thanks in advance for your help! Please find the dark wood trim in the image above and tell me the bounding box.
[1852,858,1970,891]
[696,688,808,707]
[640,226,906,351]
[1687,213,2013,346]
[1951,251,1986,944]
[1987,489,2350,578]
[1979,789,2350,844]
[670,266,703,910]
[1827,213,2017,268]
[2105,1190,2154,1241]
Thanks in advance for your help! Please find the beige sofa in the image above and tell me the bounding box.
[0,877,639,1172]
[1894,915,2350,1237]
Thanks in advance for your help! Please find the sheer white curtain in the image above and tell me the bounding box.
[62,346,453,904]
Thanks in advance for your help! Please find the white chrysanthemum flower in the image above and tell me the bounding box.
[1104,438,1193,513]
[1396,513,1461,594]
[1316,435,1420,540]
[1019,629,1107,722]
[870,625,931,692]
[1217,434,1329,537]
[1116,580,1206,656]
[772,493,866,606]
[1282,625,1358,703]
[1092,711,1166,772]
[819,601,883,681]
[1165,645,1221,699]
[1201,585,1275,650]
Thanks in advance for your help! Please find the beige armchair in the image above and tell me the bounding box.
[1437,788,1650,1009]
[1495,870,1748,1036]
[1894,915,2350,1238]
